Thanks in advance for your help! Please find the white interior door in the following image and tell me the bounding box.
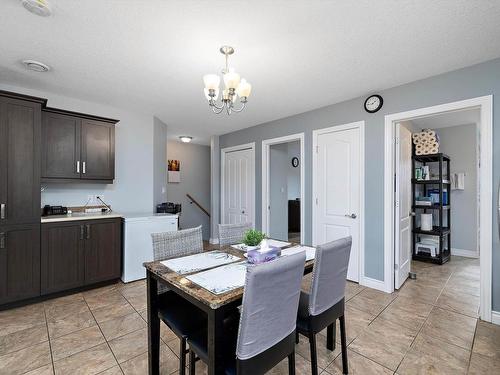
[395,124,412,289]
[223,148,254,225]
[314,126,360,282]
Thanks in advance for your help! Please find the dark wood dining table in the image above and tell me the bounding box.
[143,243,314,375]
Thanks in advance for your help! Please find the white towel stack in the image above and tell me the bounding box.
[412,129,440,155]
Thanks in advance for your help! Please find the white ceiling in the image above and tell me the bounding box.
[411,108,481,130]
[1,0,500,144]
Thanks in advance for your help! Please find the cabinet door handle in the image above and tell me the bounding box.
[86,224,90,239]
[0,232,5,249]
[76,161,80,173]
[80,225,84,240]
[0,203,5,219]
[82,162,86,174]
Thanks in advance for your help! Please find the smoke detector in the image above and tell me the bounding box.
[22,60,51,72]
[21,0,52,17]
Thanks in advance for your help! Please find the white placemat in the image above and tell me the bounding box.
[281,245,316,261]
[231,239,291,251]
[266,239,291,248]
[231,243,259,252]
[186,261,248,295]
[160,251,241,274]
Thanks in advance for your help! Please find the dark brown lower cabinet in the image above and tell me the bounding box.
[84,219,121,285]
[41,221,85,294]
[0,224,40,305]
[41,218,121,295]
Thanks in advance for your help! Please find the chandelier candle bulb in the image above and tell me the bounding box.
[236,79,252,98]
[223,70,241,89]
[203,74,220,90]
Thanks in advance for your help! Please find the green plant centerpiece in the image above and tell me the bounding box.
[242,229,267,247]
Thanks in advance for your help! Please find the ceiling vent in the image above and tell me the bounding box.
[22,60,51,72]
[21,0,52,17]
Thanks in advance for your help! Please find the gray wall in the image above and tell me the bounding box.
[437,124,478,255]
[167,141,211,240]
[269,143,289,240]
[210,135,220,242]
[287,141,301,200]
[0,83,157,213]
[153,117,168,210]
[218,58,500,310]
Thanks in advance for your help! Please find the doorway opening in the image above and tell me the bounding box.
[262,133,304,244]
[384,96,493,322]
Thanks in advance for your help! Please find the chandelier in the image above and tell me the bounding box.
[203,46,252,115]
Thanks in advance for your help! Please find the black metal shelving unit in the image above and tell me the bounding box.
[412,153,451,264]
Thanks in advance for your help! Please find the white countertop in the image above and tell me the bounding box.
[41,211,179,223]
[121,212,178,219]
[41,211,123,223]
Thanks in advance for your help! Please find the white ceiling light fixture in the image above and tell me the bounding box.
[21,0,52,17]
[203,46,252,115]
[22,59,51,72]
[179,136,193,143]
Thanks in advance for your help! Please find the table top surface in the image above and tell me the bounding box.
[144,243,314,309]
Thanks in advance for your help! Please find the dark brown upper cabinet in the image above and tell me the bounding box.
[41,111,81,179]
[41,108,118,183]
[0,93,43,226]
[81,119,115,180]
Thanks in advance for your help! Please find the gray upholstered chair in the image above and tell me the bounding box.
[151,225,206,375]
[218,222,252,246]
[296,236,352,375]
[187,252,307,375]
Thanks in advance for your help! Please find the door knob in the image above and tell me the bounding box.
[410,212,416,217]
[345,213,357,219]
[241,210,245,214]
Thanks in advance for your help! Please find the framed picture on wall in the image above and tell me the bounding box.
[168,159,181,182]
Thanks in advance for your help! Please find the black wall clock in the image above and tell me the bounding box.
[291,157,299,168]
[364,94,383,113]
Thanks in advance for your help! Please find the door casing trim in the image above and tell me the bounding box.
[384,95,493,323]
[261,133,305,244]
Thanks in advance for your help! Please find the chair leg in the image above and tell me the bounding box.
[295,330,300,344]
[326,322,336,351]
[288,351,296,375]
[309,333,318,375]
[340,315,348,375]
[189,349,196,375]
[179,337,186,375]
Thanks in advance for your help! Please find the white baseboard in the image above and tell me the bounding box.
[491,311,500,325]
[451,248,478,258]
[360,276,388,293]
[209,238,219,245]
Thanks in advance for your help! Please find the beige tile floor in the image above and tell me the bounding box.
[0,255,497,375]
